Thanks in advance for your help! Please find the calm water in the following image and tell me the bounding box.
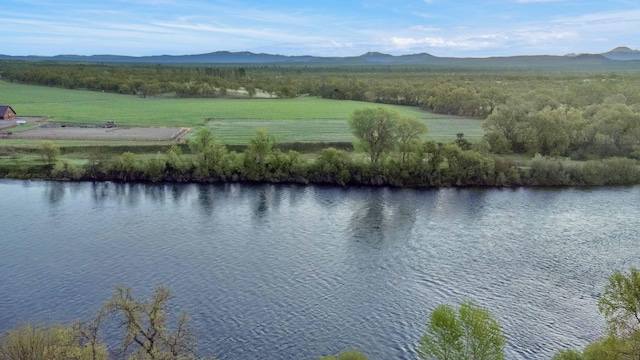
[0,180,639,359]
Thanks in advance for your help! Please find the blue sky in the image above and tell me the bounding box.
[2,0,639,57]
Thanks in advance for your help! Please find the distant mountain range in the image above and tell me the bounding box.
[0,47,639,67]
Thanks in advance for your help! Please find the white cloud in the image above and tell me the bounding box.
[409,25,441,32]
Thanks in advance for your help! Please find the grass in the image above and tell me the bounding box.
[0,80,484,145]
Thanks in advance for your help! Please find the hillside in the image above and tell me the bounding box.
[0,47,639,69]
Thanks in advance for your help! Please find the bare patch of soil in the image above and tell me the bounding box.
[5,126,189,141]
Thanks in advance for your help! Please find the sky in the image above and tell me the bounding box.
[2,0,639,57]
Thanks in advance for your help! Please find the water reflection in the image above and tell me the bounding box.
[143,184,166,205]
[3,180,639,360]
[253,188,268,217]
[431,188,490,220]
[348,190,387,249]
[197,185,216,216]
[44,181,66,205]
[169,183,188,205]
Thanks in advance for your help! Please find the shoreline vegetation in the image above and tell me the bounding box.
[1,60,640,187]
[2,268,639,359]
[2,130,639,188]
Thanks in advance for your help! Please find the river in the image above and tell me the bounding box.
[0,180,639,359]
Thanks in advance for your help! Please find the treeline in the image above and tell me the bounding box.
[483,93,640,159]
[7,127,638,187]
[3,61,640,119]
[0,62,255,98]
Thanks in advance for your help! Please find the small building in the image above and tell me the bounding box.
[0,105,17,120]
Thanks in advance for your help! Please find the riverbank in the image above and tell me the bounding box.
[1,141,639,187]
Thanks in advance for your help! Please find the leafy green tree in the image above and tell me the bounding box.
[396,115,428,164]
[41,140,60,164]
[312,147,352,185]
[319,349,368,360]
[597,267,640,358]
[552,349,585,360]
[482,102,530,154]
[165,145,192,181]
[109,152,140,181]
[189,128,228,180]
[348,107,400,164]
[443,144,495,186]
[243,128,278,180]
[419,301,505,360]
[553,268,640,360]
[142,153,168,182]
[526,107,571,157]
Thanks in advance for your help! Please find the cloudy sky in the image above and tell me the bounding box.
[2,0,639,57]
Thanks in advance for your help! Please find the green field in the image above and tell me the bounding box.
[0,80,483,144]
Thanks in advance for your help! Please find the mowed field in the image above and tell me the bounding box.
[0,81,483,144]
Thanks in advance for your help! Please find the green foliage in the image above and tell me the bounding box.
[50,161,86,180]
[443,144,495,186]
[527,154,570,186]
[243,128,278,180]
[552,349,585,360]
[396,115,428,163]
[553,268,640,360]
[108,152,140,181]
[188,128,228,180]
[526,108,571,156]
[312,147,353,185]
[419,301,505,360]
[40,140,60,163]
[319,349,369,360]
[349,107,401,163]
[598,268,640,352]
[0,323,107,360]
[141,153,168,183]
[582,335,631,360]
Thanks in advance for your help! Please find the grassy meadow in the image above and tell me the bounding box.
[0,80,483,145]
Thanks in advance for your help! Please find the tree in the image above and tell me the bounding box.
[243,128,278,180]
[348,107,400,164]
[597,267,640,359]
[419,301,505,360]
[552,268,640,360]
[396,115,428,163]
[105,285,195,360]
[189,128,227,179]
[526,107,571,157]
[319,349,369,360]
[41,140,60,164]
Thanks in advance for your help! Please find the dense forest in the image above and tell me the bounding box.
[1,61,640,186]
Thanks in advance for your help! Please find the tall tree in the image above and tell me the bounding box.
[348,107,400,164]
[396,115,428,164]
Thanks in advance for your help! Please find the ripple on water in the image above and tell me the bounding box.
[0,182,639,359]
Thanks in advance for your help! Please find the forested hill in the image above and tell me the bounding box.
[0,47,639,69]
